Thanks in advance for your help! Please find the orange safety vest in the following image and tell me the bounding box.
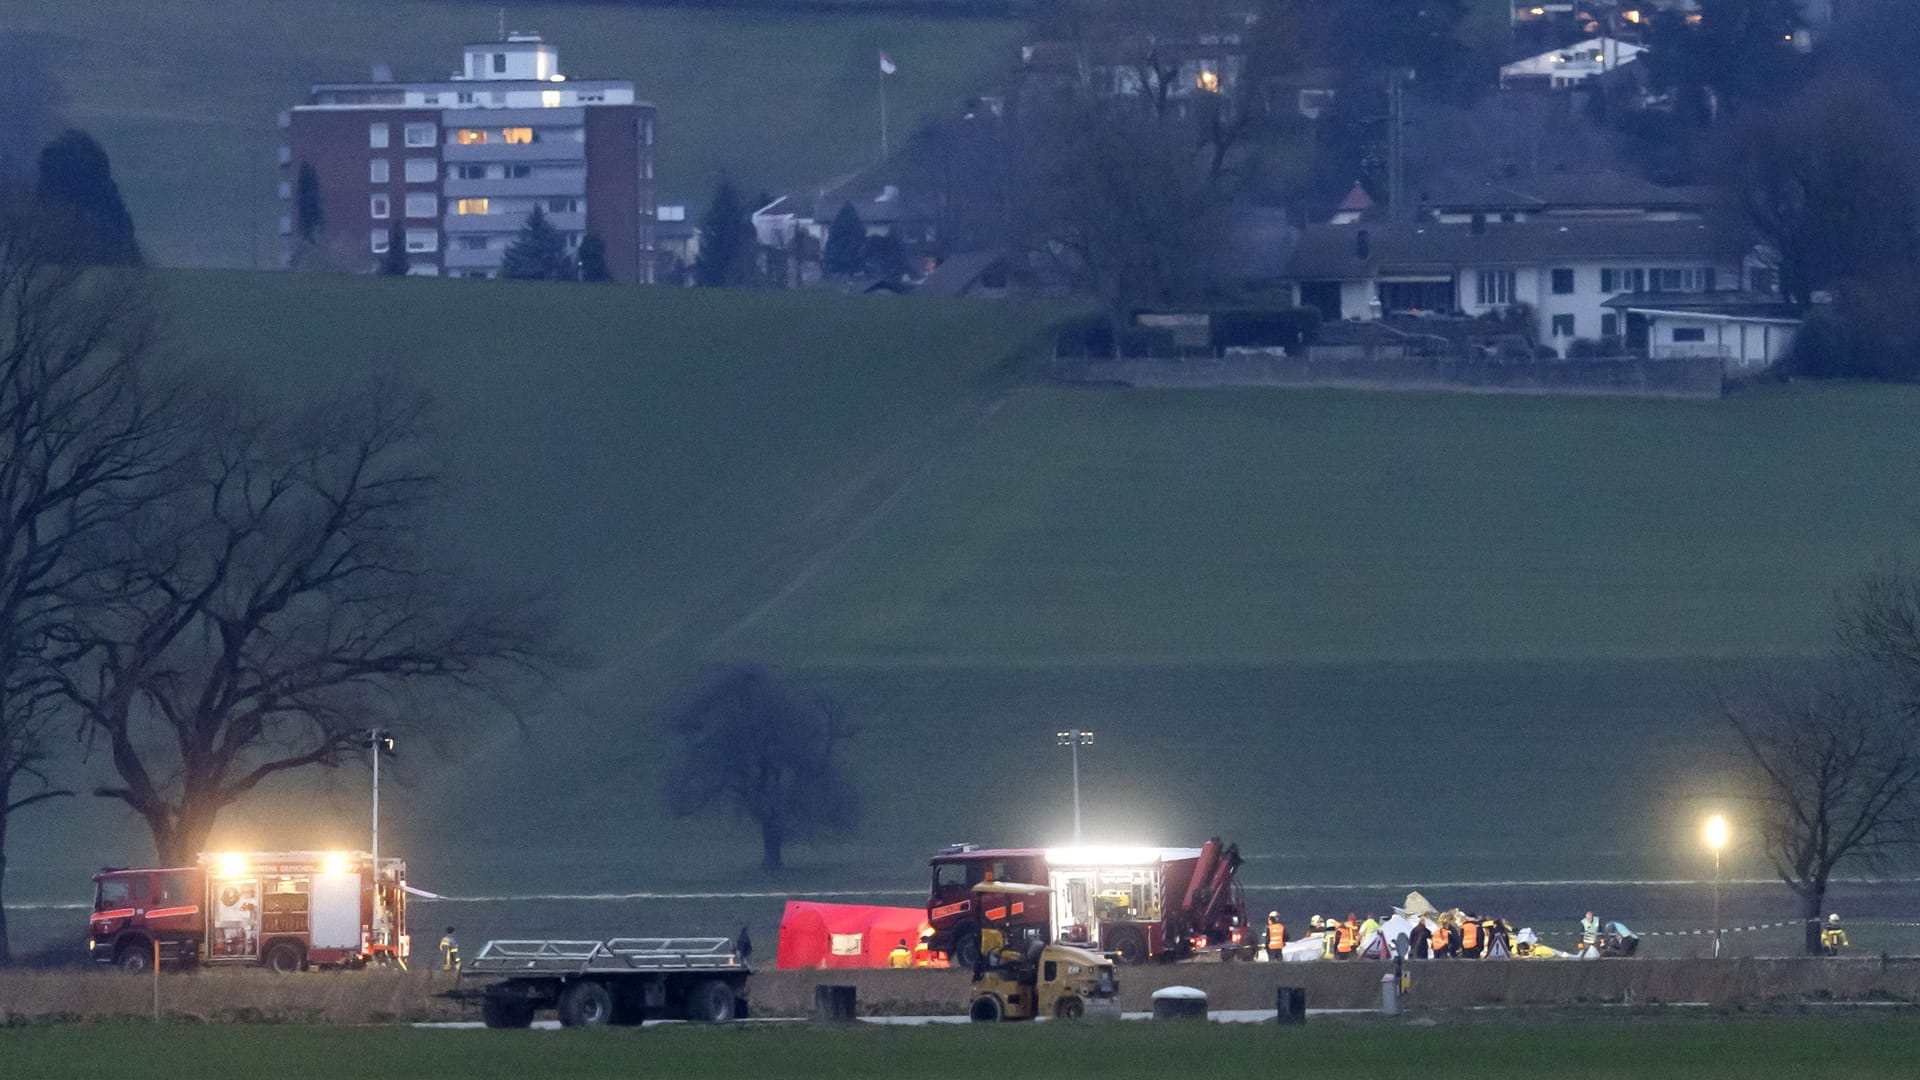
[1335,923,1357,953]
[1460,921,1479,950]
[1431,926,1451,952]
[1267,920,1286,947]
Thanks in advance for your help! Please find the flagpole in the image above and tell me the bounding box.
[879,62,889,159]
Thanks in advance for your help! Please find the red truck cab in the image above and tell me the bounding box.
[89,866,204,971]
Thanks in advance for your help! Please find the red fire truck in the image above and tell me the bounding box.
[88,850,409,973]
[926,839,1246,967]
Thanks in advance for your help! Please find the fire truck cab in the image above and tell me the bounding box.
[89,850,408,973]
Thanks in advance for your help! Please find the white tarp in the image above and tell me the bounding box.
[1280,936,1326,962]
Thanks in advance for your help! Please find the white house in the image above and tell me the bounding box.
[1279,218,1753,349]
[1500,37,1646,90]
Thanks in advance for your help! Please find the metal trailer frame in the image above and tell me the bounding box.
[457,937,752,1029]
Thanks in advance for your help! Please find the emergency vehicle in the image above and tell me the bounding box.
[88,850,408,973]
[926,839,1247,967]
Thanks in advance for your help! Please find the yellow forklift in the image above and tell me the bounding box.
[965,882,1120,1022]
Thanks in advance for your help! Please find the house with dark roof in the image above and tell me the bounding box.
[1279,217,1757,351]
[1419,170,1713,224]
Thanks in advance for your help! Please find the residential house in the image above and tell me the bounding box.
[281,33,658,281]
[1419,170,1713,224]
[1279,217,1751,349]
[754,172,942,277]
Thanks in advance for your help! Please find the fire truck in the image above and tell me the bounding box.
[88,850,409,973]
[926,839,1247,967]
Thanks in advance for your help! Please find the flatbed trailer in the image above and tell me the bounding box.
[456,937,751,1028]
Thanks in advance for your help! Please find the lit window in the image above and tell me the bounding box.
[455,198,490,216]
[371,229,391,253]
[369,122,389,149]
[404,193,438,218]
[403,122,436,147]
[406,229,439,253]
[502,127,534,145]
[541,90,562,108]
[369,158,389,183]
[457,129,488,145]
[405,158,437,183]
[370,194,390,219]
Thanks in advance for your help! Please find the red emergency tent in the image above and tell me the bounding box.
[775,901,931,970]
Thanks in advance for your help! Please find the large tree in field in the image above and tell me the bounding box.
[694,179,757,287]
[35,130,141,266]
[58,380,561,864]
[661,664,861,873]
[0,202,177,963]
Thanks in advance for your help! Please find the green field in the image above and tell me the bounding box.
[10,272,1920,948]
[4,1016,1920,1079]
[10,0,1025,267]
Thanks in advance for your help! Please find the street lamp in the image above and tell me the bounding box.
[364,728,395,945]
[1704,814,1729,958]
[1055,729,1094,843]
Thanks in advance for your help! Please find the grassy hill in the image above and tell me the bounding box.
[11,0,1026,267]
[10,271,1920,949]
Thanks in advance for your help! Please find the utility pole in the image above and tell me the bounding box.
[1055,729,1094,843]
[1387,69,1406,220]
[366,729,395,943]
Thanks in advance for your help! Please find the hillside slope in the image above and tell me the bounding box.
[12,0,1024,267]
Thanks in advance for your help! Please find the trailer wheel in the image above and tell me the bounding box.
[1054,995,1085,1021]
[482,992,537,1029]
[968,994,1005,1023]
[558,979,615,1028]
[949,922,981,969]
[688,978,734,1024]
[1105,926,1148,965]
[264,941,304,974]
[115,943,152,974]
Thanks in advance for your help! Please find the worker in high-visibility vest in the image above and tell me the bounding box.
[911,926,944,967]
[1458,915,1481,958]
[1265,911,1286,959]
[1313,916,1334,959]
[1580,912,1601,955]
[1821,914,1850,956]
[1335,913,1359,959]
[888,939,913,968]
[1359,916,1381,956]
[439,926,460,971]
[1430,919,1452,958]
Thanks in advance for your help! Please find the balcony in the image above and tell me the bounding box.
[445,246,505,270]
[443,140,583,164]
[444,210,585,234]
[443,174,586,199]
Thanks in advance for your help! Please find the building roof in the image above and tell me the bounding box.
[1282,219,1743,280]
[1601,292,1802,320]
[918,251,1005,297]
[1420,170,1712,215]
[1499,36,1646,81]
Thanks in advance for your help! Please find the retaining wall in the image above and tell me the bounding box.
[1051,352,1728,399]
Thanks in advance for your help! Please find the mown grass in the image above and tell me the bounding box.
[4,1015,1920,1079]
[13,0,1025,267]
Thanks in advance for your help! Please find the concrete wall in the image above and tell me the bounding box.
[1052,350,1727,399]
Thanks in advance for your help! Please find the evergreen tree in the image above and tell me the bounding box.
[694,178,756,287]
[294,162,323,244]
[822,201,867,276]
[577,232,611,282]
[34,129,140,265]
[378,221,408,276]
[501,205,575,280]
[864,229,908,281]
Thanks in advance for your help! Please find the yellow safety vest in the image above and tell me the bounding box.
[888,947,912,968]
[1267,920,1286,947]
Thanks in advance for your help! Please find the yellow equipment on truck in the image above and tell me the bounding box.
[966,882,1119,1022]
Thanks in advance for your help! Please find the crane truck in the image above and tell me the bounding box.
[926,838,1247,967]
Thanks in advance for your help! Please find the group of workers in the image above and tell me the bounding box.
[1263,910,1524,961]
[888,925,951,968]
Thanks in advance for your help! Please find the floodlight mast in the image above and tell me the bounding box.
[1055,729,1094,843]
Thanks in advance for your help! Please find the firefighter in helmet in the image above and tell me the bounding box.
[1821,913,1849,956]
[1265,910,1286,959]
[439,926,461,971]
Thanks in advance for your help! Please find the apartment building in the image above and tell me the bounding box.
[281,34,657,281]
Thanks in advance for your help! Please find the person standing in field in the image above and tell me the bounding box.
[1266,911,1287,959]
[888,938,912,968]
[1581,912,1600,954]
[439,926,461,971]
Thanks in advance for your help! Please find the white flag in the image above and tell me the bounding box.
[879,51,897,75]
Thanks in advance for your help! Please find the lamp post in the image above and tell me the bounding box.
[1704,814,1729,958]
[1055,729,1094,843]
[365,728,395,944]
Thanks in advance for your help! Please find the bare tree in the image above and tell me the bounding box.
[0,201,175,963]
[660,664,861,873]
[58,379,561,864]
[1722,667,1920,953]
